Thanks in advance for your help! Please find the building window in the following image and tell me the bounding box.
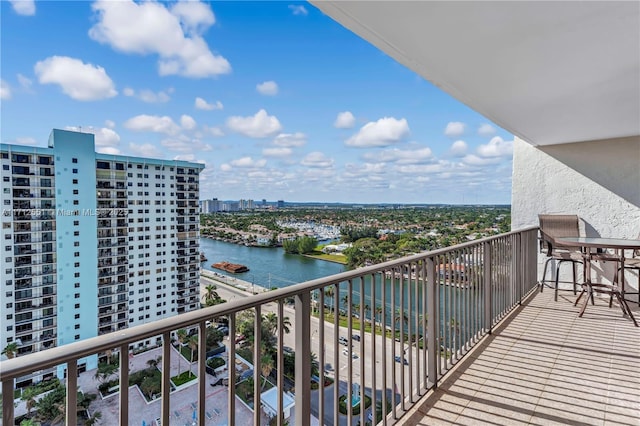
[75,324,80,329]
[74,241,79,247]
[74,272,80,278]
[74,314,80,319]
[73,179,78,184]
[74,231,79,236]
[73,200,79,205]
[74,303,80,309]
[72,158,78,163]
[73,220,79,226]
[74,283,80,288]
[72,168,78,174]
[74,262,80,267]
[75,335,80,340]
[73,190,78,195]
[74,252,80,257]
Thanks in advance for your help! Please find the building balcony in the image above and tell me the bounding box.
[2,225,638,426]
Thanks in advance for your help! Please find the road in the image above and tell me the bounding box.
[201,275,424,424]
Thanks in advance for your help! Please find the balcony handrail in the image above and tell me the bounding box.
[0,225,536,381]
[2,226,539,426]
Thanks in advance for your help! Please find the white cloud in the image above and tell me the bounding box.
[124,115,180,135]
[123,87,170,103]
[362,146,432,164]
[301,151,334,168]
[220,164,232,172]
[65,126,121,148]
[334,111,355,129]
[9,0,35,16]
[8,137,38,146]
[477,136,513,158]
[462,154,501,166]
[105,120,116,129]
[89,0,230,78]
[161,136,211,153]
[288,5,308,16]
[477,123,496,137]
[203,125,224,137]
[97,147,121,155]
[346,117,409,148]
[34,56,117,101]
[450,140,468,157]
[170,1,215,34]
[230,157,267,168]
[263,147,293,157]
[256,81,279,96]
[128,142,164,158]
[180,114,197,130]
[195,97,223,110]
[273,132,307,147]
[226,109,282,138]
[0,80,11,100]
[17,74,33,91]
[444,121,466,137]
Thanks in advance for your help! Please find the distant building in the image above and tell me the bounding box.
[239,199,254,210]
[0,129,203,385]
[277,200,285,208]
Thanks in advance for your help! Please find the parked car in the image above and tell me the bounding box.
[352,334,361,341]
[216,326,229,335]
[338,336,349,346]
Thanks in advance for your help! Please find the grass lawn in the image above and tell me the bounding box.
[171,371,197,387]
[304,251,348,264]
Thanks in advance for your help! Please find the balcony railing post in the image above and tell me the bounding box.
[66,360,78,426]
[198,320,207,425]
[119,344,129,425]
[161,331,171,425]
[2,377,15,426]
[515,233,523,304]
[294,290,311,426]
[426,256,438,388]
[483,241,493,334]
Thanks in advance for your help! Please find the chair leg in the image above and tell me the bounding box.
[572,262,577,295]
[555,262,562,302]
[540,258,552,293]
[578,286,591,317]
[615,292,638,327]
[574,288,586,306]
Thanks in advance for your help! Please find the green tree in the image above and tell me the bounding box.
[2,342,18,359]
[202,284,219,305]
[94,361,118,384]
[260,353,274,390]
[176,328,188,375]
[21,387,38,416]
[187,334,199,374]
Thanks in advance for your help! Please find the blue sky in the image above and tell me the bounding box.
[1,0,514,204]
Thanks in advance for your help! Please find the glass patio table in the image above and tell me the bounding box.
[556,237,639,326]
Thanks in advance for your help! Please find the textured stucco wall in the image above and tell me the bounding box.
[512,136,640,294]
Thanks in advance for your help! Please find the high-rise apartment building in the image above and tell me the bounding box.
[1,129,204,386]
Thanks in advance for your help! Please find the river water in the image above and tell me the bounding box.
[199,238,479,340]
[199,238,346,289]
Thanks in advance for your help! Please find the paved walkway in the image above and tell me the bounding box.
[79,345,259,426]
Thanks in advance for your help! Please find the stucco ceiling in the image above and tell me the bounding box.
[310,1,640,146]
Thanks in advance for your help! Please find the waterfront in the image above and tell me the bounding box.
[199,238,346,289]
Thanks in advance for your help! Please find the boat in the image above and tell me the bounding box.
[200,252,207,262]
[212,261,249,274]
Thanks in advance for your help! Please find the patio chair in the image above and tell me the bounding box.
[614,240,640,307]
[538,214,584,301]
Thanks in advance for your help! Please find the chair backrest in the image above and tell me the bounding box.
[538,214,581,252]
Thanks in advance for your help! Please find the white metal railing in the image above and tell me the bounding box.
[1,227,538,426]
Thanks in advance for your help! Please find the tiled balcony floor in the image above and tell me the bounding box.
[404,290,640,425]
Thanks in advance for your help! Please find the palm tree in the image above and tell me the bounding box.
[84,411,102,426]
[260,354,274,390]
[202,284,219,305]
[176,329,188,375]
[21,387,38,416]
[324,286,335,314]
[187,334,199,375]
[2,342,18,359]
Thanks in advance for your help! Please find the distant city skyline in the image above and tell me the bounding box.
[1,1,514,204]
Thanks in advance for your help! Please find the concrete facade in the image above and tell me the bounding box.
[511,135,640,293]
